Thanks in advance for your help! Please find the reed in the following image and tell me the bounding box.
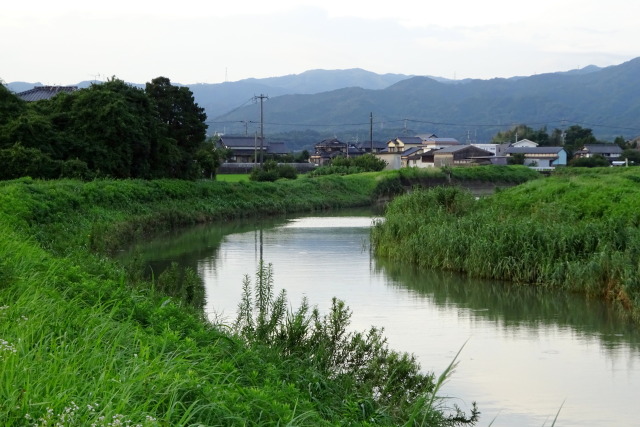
[372,168,640,319]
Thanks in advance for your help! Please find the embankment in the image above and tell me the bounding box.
[372,167,640,320]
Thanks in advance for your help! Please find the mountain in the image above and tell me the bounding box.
[213,59,640,143]
[187,69,412,120]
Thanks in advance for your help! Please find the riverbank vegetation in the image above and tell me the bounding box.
[372,167,640,320]
[0,175,481,425]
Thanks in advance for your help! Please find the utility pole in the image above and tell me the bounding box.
[370,112,373,152]
[254,94,268,165]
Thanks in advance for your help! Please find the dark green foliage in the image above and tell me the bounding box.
[156,262,206,309]
[0,78,210,180]
[235,262,479,425]
[568,155,610,167]
[250,160,298,181]
[620,149,640,165]
[309,153,387,177]
[145,77,208,179]
[0,144,61,180]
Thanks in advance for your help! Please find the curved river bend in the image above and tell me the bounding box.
[122,210,640,427]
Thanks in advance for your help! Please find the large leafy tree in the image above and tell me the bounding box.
[145,77,207,179]
[55,79,162,178]
[491,124,549,145]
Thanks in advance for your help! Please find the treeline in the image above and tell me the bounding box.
[493,123,640,163]
[0,77,219,180]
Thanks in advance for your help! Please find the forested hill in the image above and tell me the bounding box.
[212,58,640,142]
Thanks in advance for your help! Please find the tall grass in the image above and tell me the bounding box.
[0,175,479,425]
[372,168,640,320]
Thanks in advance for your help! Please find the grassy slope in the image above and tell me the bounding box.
[372,167,640,320]
[0,168,535,425]
[0,176,379,426]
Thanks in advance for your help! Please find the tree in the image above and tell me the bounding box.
[59,79,161,178]
[561,125,597,156]
[568,155,610,167]
[491,124,549,144]
[620,149,640,165]
[145,77,208,179]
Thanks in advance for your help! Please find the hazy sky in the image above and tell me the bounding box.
[3,0,639,85]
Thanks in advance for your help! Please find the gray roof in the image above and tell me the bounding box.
[425,137,460,144]
[583,144,623,154]
[17,86,77,102]
[432,145,493,156]
[401,147,423,157]
[219,135,264,147]
[267,142,290,155]
[506,146,564,154]
[356,140,387,150]
[395,136,423,145]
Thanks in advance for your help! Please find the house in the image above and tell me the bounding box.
[356,140,387,154]
[375,150,402,170]
[574,144,623,161]
[471,143,510,156]
[218,135,266,163]
[401,147,425,168]
[386,136,423,153]
[512,139,538,148]
[506,146,567,168]
[433,145,494,167]
[17,86,78,102]
[422,136,461,149]
[310,138,348,166]
[267,142,291,157]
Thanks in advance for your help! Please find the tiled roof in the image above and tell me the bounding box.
[17,86,77,102]
[396,136,423,145]
[267,142,290,155]
[583,144,623,154]
[219,135,264,147]
[506,146,564,154]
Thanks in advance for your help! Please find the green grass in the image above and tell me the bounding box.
[0,175,483,426]
[372,167,640,320]
[216,173,250,182]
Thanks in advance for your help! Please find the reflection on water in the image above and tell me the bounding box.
[119,211,640,427]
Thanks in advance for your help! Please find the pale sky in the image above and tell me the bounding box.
[3,0,639,85]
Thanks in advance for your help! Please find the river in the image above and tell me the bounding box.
[120,209,640,427]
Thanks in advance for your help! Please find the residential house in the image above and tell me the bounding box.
[506,146,567,168]
[574,144,623,162]
[471,143,510,157]
[17,86,78,102]
[422,136,461,149]
[310,138,348,166]
[401,147,426,168]
[433,145,494,167]
[267,141,291,157]
[386,136,424,153]
[512,139,538,148]
[356,140,387,154]
[217,135,266,163]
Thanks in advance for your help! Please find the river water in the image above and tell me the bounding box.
[121,209,640,427]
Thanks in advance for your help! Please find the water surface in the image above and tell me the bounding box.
[122,211,640,427]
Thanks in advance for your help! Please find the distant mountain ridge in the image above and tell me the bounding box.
[211,59,639,142]
[8,61,634,145]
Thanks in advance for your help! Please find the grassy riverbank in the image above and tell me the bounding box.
[0,175,484,426]
[372,167,640,320]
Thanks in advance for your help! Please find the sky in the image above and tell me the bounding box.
[3,0,640,85]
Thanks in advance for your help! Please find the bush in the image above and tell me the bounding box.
[250,160,298,182]
[0,144,61,180]
[61,158,93,180]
